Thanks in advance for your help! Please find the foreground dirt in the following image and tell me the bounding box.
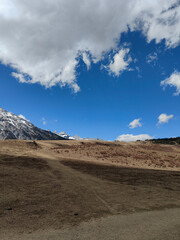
[0,140,180,239]
[2,208,180,240]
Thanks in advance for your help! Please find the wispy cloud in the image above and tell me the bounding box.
[82,52,91,70]
[146,52,158,64]
[42,117,47,126]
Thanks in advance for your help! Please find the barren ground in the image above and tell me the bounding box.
[0,140,180,239]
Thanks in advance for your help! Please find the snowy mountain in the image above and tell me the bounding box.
[58,131,75,140]
[0,107,65,140]
[58,132,96,141]
[73,134,82,140]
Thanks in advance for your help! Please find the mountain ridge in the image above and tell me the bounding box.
[0,107,65,140]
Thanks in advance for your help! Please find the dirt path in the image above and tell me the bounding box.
[1,140,180,239]
[1,156,180,234]
[1,208,180,240]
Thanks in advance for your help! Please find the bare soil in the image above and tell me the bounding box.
[0,140,180,239]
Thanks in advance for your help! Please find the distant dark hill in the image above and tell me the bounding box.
[0,107,65,140]
[149,137,180,145]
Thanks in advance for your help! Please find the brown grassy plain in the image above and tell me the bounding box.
[0,140,180,239]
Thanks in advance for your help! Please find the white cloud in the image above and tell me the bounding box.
[18,114,28,121]
[0,0,19,18]
[160,71,180,95]
[129,118,142,129]
[146,52,158,64]
[42,117,47,125]
[82,52,91,70]
[137,1,180,48]
[0,1,179,91]
[116,134,153,142]
[157,113,174,125]
[107,48,132,76]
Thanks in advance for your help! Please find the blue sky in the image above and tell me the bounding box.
[0,1,180,141]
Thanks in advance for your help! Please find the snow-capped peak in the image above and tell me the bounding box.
[0,107,65,140]
[58,131,75,140]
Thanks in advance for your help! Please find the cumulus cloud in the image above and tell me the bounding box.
[107,48,132,76]
[157,113,174,125]
[0,0,180,91]
[160,71,180,95]
[116,134,153,142]
[137,1,180,48]
[129,118,142,129]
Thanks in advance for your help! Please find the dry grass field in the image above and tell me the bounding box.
[0,140,180,239]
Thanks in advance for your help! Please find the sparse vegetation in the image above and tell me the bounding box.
[0,139,180,239]
[149,137,180,145]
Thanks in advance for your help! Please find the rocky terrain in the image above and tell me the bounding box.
[0,107,64,140]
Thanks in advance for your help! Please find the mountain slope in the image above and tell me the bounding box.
[58,131,75,140]
[0,107,65,140]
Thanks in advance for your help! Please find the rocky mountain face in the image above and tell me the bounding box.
[0,107,65,140]
[58,131,75,140]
